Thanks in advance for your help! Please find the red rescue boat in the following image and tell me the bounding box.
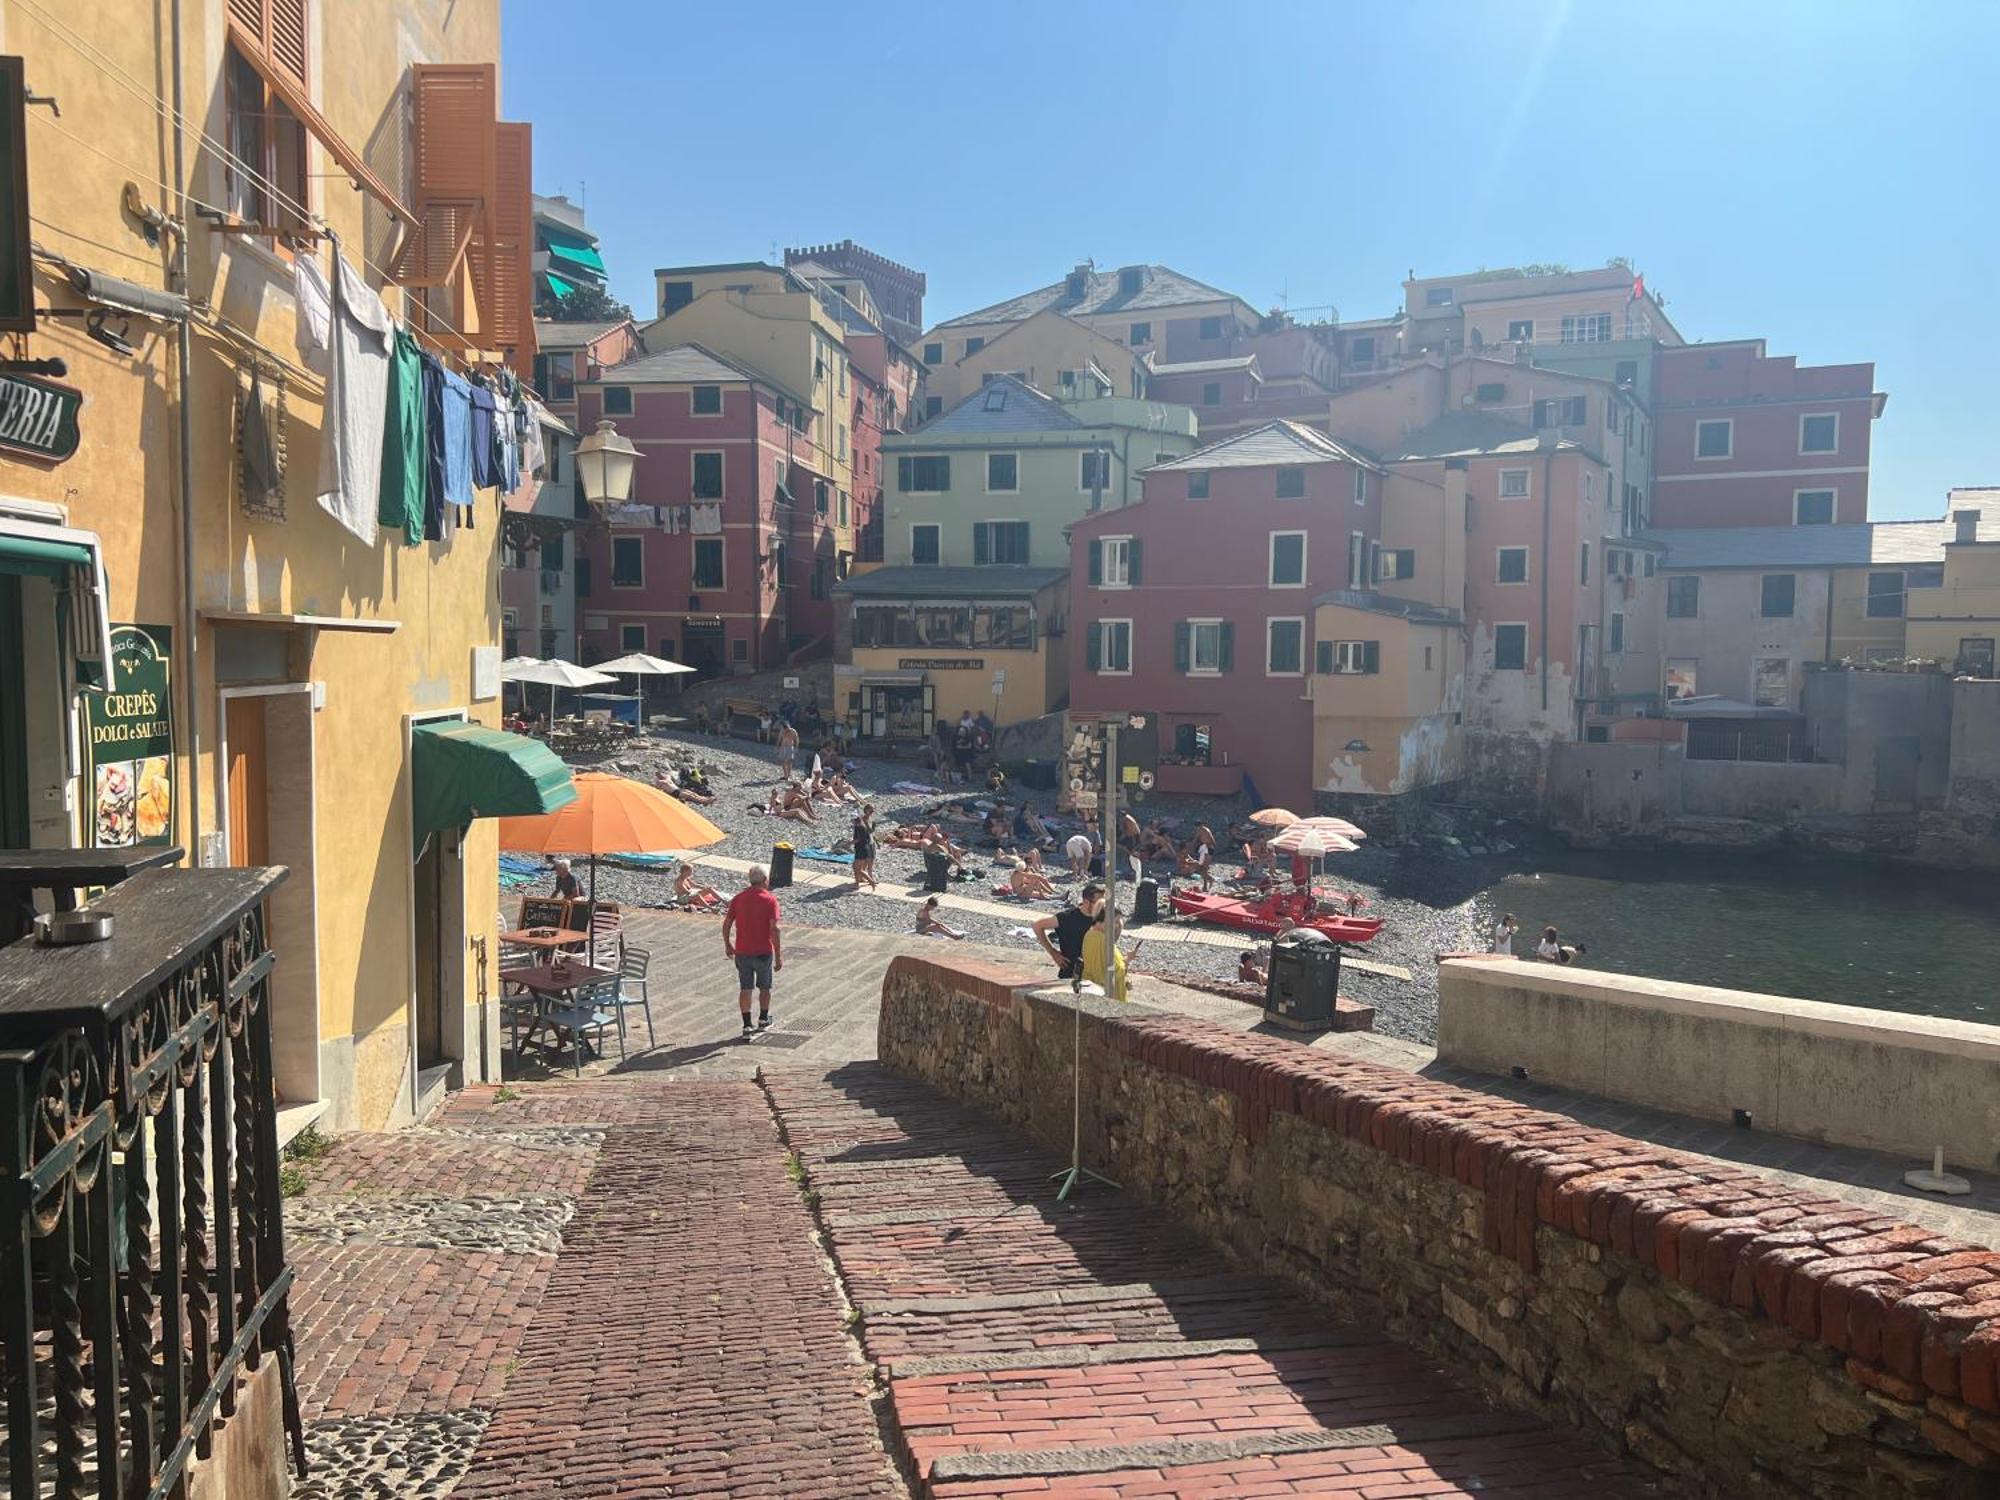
[1166,885,1384,945]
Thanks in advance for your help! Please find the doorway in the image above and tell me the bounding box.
[221,686,321,1117]
[412,830,464,1071]
[682,621,726,679]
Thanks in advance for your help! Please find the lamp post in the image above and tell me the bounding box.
[575,419,639,511]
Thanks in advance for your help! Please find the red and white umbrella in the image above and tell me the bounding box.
[1268,822,1359,857]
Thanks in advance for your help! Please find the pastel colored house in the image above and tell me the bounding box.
[1068,422,1387,807]
[1906,494,2000,674]
[833,565,1070,739]
[575,343,836,676]
[882,376,1198,570]
[532,316,642,431]
[501,408,581,662]
[1652,340,1886,528]
[785,239,928,346]
[919,308,1145,416]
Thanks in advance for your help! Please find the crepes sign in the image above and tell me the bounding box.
[83,625,175,848]
[0,371,81,463]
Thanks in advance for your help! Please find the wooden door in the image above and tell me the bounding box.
[226,696,270,866]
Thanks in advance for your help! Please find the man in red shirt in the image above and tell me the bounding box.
[722,864,784,1036]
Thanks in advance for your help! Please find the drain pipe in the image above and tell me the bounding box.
[170,0,203,865]
[1539,439,1555,716]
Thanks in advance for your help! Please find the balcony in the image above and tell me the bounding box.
[0,859,305,1499]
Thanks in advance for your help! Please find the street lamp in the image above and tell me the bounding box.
[575,419,639,511]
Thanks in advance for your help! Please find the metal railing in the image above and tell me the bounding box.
[0,865,306,1499]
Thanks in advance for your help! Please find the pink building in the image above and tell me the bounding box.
[1068,422,1385,807]
[574,343,840,677]
[531,317,643,430]
[843,326,926,562]
[1652,340,1885,529]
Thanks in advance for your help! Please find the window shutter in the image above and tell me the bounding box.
[231,0,309,86]
[485,121,534,376]
[1315,641,1333,674]
[1363,641,1381,675]
[1128,538,1142,585]
[1087,539,1102,586]
[939,456,951,489]
[898,456,912,491]
[1174,622,1190,673]
[974,524,990,565]
[1018,523,1029,561]
[1086,622,1103,671]
[1218,622,1235,672]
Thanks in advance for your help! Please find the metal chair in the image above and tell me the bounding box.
[543,974,619,1076]
[607,943,655,1054]
[586,901,623,969]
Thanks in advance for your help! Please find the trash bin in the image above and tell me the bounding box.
[923,850,951,893]
[770,842,795,889]
[1130,877,1159,926]
[1263,936,1340,1031]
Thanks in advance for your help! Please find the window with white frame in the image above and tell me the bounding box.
[1493,623,1528,671]
[1794,489,1835,525]
[1800,413,1839,454]
[1266,618,1304,675]
[973,521,1030,565]
[621,623,646,652]
[1091,618,1132,673]
[1320,639,1376,675]
[1499,467,1530,499]
[692,538,724,590]
[1188,620,1224,673]
[1347,532,1366,589]
[1559,312,1613,343]
[1079,450,1112,493]
[1353,468,1367,505]
[1269,531,1306,587]
[1696,419,1733,459]
[986,452,1018,492]
[1497,546,1530,584]
[691,384,722,415]
[1100,536,1134,587]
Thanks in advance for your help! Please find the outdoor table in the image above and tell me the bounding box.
[499,926,589,952]
[502,960,616,1060]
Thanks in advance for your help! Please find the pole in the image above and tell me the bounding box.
[1052,715,1123,1202]
[171,0,203,867]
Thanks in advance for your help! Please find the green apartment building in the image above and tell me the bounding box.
[882,376,1198,568]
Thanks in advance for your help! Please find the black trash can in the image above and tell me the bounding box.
[1263,937,1341,1031]
[923,850,951,893]
[1130,877,1159,926]
[770,842,795,889]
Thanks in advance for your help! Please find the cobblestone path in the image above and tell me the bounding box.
[289,1078,903,1498]
[764,1064,1661,1499]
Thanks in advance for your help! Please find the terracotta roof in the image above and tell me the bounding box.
[933,264,1249,330]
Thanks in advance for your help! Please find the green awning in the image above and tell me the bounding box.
[538,223,597,252]
[411,721,576,854]
[543,270,577,299]
[545,241,606,275]
[0,533,94,580]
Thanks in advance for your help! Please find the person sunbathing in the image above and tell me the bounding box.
[1019,805,1055,846]
[1237,949,1268,986]
[827,772,861,804]
[915,897,966,940]
[768,782,816,824]
[657,767,717,806]
[674,865,721,909]
[1008,864,1058,900]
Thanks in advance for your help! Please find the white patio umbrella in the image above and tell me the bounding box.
[591,652,697,724]
[502,658,619,722]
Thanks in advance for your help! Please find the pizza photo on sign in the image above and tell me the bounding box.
[135,756,171,840]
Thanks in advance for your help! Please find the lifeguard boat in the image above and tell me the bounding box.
[1166,884,1384,945]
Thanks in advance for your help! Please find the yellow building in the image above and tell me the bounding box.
[833,566,1070,739]
[1906,499,2000,674]
[2,0,558,1132]
[922,308,1147,415]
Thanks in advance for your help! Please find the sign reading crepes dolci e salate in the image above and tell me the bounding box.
[83,626,175,849]
[0,371,82,463]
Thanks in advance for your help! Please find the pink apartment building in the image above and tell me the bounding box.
[574,343,841,677]
[531,317,643,430]
[1068,422,1386,808]
[1652,340,1886,529]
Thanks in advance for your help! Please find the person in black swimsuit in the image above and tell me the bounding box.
[1033,883,1104,981]
[851,803,878,890]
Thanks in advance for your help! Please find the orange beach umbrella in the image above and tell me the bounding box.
[499,771,726,905]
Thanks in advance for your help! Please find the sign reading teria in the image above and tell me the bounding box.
[0,371,82,463]
[82,625,175,848]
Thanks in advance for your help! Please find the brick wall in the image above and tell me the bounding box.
[876,955,2000,1497]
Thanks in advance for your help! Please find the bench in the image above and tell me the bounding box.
[722,698,767,739]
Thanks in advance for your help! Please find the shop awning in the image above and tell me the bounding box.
[545,241,606,275]
[0,518,115,688]
[410,721,576,854]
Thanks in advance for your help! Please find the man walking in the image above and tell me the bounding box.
[1033,882,1103,982]
[776,719,799,780]
[722,865,783,1036]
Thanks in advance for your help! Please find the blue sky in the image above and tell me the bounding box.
[503,0,1998,520]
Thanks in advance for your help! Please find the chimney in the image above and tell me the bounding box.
[1954,509,1979,544]
[1445,456,1470,530]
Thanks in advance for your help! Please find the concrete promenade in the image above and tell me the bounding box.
[283,914,1995,1495]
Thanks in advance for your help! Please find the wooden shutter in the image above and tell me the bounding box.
[973,524,990,565]
[1086,622,1102,671]
[898,457,912,491]
[1315,641,1333,674]
[1128,539,1142,585]
[1087,540,1101,586]
[229,0,308,85]
[1218,622,1234,672]
[411,65,497,203]
[1363,641,1380,675]
[1174,622,1190,673]
[485,121,534,375]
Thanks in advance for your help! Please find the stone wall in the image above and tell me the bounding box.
[878,955,2000,1498]
[1920,679,2000,870]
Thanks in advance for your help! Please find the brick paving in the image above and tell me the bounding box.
[764,1064,1658,1497]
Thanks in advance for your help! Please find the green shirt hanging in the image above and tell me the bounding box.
[378,326,429,546]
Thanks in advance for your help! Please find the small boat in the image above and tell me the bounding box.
[1167,885,1384,945]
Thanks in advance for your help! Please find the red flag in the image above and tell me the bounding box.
[1630,273,1645,302]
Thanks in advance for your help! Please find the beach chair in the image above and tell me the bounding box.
[605,944,656,1055]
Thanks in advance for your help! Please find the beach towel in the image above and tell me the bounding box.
[891,781,944,794]
[499,853,544,889]
[609,852,682,869]
[794,848,854,865]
